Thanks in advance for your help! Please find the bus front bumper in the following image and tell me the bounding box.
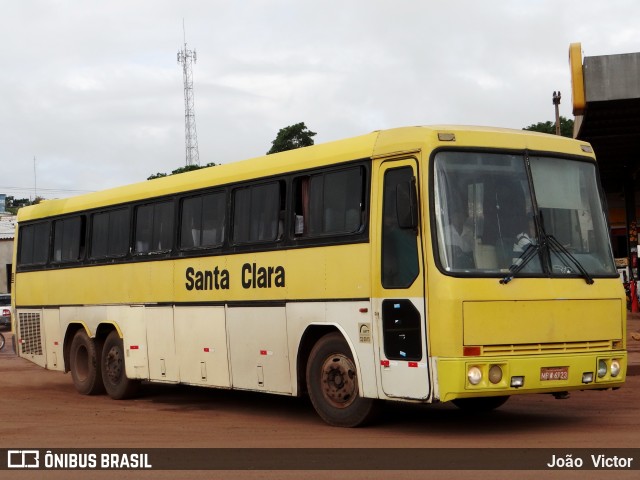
[436,351,627,403]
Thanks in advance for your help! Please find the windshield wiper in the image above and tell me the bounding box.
[500,242,540,284]
[499,234,594,285]
[546,234,594,285]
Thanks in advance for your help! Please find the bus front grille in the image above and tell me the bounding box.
[481,340,613,355]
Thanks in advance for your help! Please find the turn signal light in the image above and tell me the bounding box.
[463,346,481,356]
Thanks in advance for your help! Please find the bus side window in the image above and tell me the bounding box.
[293,166,365,238]
[90,208,130,259]
[180,191,225,250]
[232,181,283,244]
[17,222,49,266]
[52,216,86,263]
[293,176,310,236]
[135,201,174,254]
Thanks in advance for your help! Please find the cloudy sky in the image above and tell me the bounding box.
[1,0,639,201]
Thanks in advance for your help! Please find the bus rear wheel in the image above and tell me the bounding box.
[452,395,510,412]
[69,329,104,395]
[306,332,377,427]
[101,331,140,400]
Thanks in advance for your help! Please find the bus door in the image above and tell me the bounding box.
[373,158,430,400]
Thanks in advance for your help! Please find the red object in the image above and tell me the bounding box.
[631,280,639,313]
[463,346,481,356]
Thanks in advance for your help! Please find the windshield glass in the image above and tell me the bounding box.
[530,156,616,276]
[434,151,616,277]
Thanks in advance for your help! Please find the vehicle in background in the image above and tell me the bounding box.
[0,293,11,329]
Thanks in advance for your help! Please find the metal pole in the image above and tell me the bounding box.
[552,91,562,135]
[33,156,37,200]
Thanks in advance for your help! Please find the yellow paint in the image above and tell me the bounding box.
[463,299,622,345]
[569,42,586,115]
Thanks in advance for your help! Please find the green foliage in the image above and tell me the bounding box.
[523,116,574,138]
[147,172,168,180]
[267,122,317,154]
[147,162,217,180]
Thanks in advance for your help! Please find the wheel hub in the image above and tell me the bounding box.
[320,354,358,408]
[105,346,123,383]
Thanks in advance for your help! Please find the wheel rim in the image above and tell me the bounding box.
[104,345,123,385]
[320,353,358,409]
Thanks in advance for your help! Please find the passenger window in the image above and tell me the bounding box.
[232,182,283,244]
[53,216,85,263]
[91,208,130,258]
[294,166,364,237]
[18,222,49,266]
[180,192,226,249]
[134,201,174,254]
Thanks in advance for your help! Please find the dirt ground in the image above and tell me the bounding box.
[1,330,639,480]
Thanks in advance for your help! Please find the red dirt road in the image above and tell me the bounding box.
[1,331,638,480]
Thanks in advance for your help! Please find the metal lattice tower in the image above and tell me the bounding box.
[177,26,200,166]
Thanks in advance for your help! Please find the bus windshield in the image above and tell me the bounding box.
[434,151,616,278]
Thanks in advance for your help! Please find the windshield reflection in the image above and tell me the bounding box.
[434,151,616,278]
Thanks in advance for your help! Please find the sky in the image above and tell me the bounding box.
[1,0,639,201]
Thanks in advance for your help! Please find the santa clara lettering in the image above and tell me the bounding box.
[184,264,285,291]
[242,263,286,289]
[185,266,230,290]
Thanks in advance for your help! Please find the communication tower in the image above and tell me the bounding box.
[177,25,200,166]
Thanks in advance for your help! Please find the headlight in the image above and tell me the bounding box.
[488,365,503,384]
[597,359,607,378]
[468,366,482,385]
[610,360,621,377]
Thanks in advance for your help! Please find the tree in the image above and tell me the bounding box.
[523,116,574,138]
[267,122,316,154]
[4,196,37,214]
[147,162,217,180]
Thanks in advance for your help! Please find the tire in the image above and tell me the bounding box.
[452,395,510,412]
[101,331,140,400]
[306,332,378,427]
[69,329,105,395]
[0,332,5,351]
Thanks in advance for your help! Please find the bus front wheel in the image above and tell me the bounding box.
[306,332,377,427]
[101,331,140,400]
[69,329,105,395]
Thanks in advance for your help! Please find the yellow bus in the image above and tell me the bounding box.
[12,126,626,427]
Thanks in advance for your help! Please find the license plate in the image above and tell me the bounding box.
[540,366,569,381]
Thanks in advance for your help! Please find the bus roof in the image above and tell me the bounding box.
[17,125,593,222]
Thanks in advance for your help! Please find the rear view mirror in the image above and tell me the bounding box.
[396,179,419,229]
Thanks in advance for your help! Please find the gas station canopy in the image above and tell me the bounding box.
[571,43,640,193]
